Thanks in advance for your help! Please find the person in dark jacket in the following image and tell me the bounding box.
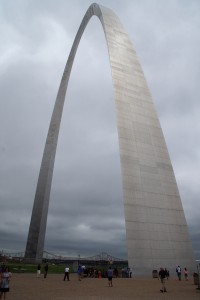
[159,267,167,293]
[44,263,49,278]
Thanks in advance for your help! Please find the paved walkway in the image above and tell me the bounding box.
[6,273,200,300]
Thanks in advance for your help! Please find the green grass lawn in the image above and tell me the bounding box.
[6,263,73,274]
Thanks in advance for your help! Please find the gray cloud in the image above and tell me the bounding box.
[0,0,199,260]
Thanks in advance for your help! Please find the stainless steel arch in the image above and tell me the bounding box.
[25,3,195,275]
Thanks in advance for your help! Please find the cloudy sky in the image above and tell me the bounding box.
[0,0,199,260]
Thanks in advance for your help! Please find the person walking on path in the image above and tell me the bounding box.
[107,267,113,287]
[44,263,49,279]
[176,265,182,281]
[159,267,167,293]
[63,266,70,281]
[0,266,11,300]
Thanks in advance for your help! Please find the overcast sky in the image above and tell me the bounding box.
[0,0,199,260]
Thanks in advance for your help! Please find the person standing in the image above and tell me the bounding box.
[0,266,11,300]
[184,267,188,281]
[159,267,167,293]
[107,267,113,287]
[164,268,169,280]
[77,265,82,281]
[129,268,133,278]
[37,264,41,278]
[98,270,102,279]
[44,263,49,279]
[63,266,70,281]
[176,265,181,281]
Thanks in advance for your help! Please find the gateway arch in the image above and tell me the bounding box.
[25,3,195,275]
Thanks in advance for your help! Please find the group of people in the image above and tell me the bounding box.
[159,265,189,293]
[62,265,114,286]
[35,263,123,285]
[1,261,191,298]
[0,264,11,300]
[0,263,116,297]
[75,265,114,286]
[36,263,49,278]
[176,265,189,281]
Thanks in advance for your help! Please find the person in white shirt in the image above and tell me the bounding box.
[63,266,70,281]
